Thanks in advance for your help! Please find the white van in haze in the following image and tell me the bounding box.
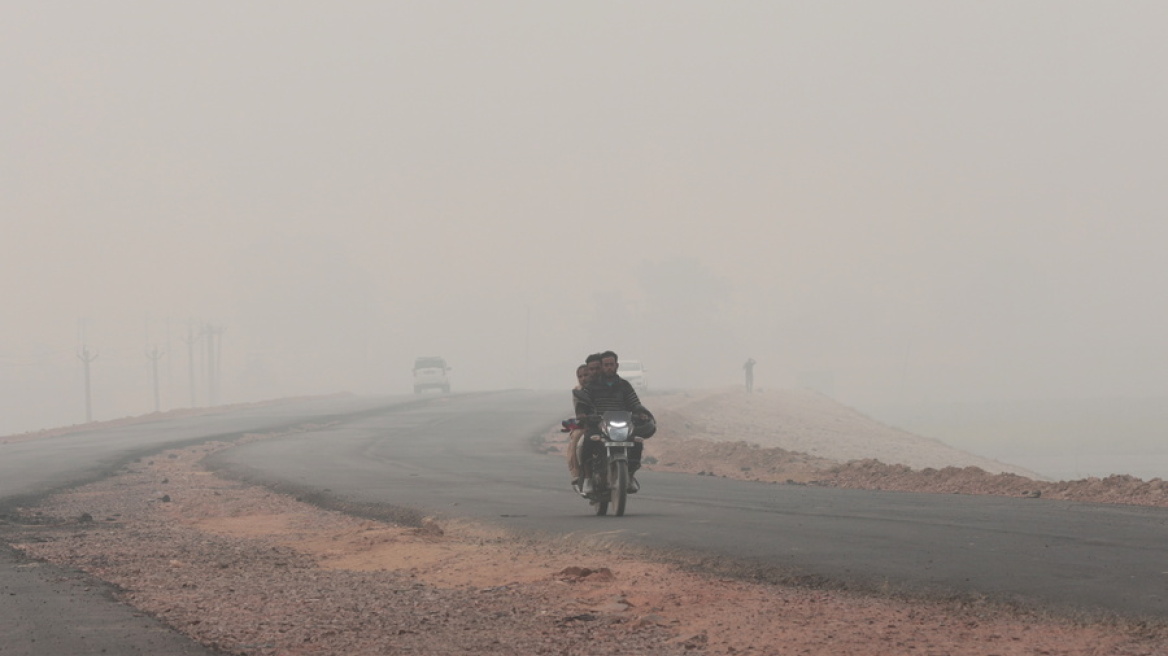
[620,359,647,393]
[413,356,451,394]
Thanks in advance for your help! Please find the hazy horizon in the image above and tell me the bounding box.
[4,3,1167,452]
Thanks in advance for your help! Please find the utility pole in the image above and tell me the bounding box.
[204,324,215,406]
[215,326,225,404]
[77,345,99,422]
[146,346,165,412]
[181,320,198,407]
[524,305,531,390]
[203,324,224,406]
[165,316,173,386]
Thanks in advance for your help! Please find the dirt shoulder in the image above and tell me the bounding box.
[6,439,1164,656]
[646,388,1043,476]
[5,390,1168,654]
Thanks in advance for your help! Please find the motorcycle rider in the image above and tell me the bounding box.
[576,350,656,494]
[585,352,603,382]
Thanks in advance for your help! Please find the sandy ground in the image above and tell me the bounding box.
[5,389,1168,655]
[631,389,1168,507]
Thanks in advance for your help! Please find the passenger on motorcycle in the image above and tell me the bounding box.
[566,353,606,494]
[576,350,656,494]
[567,363,592,492]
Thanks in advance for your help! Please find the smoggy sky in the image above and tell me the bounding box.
[3,2,1167,432]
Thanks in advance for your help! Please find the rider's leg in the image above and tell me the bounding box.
[567,428,584,486]
[578,433,599,493]
[627,441,645,493]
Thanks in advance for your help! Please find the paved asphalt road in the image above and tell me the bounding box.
[212,391,1168,619]
[3,391,1168,654]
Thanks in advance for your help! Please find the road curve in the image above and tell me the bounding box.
[0,394,423,655]
[3,389,1167,656]
[207,391,1168,620]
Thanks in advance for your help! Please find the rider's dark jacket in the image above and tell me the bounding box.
[578,374,655,466]
[577,375,651,424]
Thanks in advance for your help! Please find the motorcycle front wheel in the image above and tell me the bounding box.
[594,497,608,516]
[610,460,628,517]
[592,467,609,515]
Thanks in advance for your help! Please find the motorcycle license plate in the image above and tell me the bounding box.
[606,442,636,447]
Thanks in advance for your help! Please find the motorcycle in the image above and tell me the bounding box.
[563,411,643,516]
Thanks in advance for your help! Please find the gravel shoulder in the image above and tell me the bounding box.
[4,390,1168,655]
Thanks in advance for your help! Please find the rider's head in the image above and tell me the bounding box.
[600,351,618,377]
[586,353,603,379]
[576,364,591,387]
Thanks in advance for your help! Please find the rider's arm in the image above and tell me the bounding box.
[618,380,653,421]
[621,381,644,412]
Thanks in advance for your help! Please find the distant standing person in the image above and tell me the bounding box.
[743,357,757,393]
